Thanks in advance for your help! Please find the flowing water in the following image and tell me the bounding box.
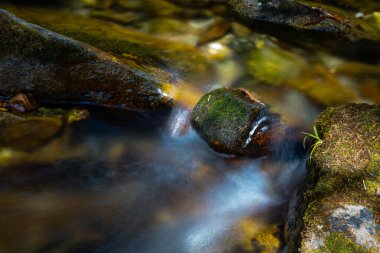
[0,100,308,253]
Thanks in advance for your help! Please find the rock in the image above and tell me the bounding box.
[90,9,139,25]
[0,8,178,111]
[246,43,303,86]
[0,107,89,151]
[26,3,211,79]
[245,40,359,106]
[7,93,38,112]
[0,111,64,151]
[228,0,380,62]
[66,108,90,124]
[233,218,281,253]
[198,18,231,45]
[191,88,282,157]
[285,103,380,252]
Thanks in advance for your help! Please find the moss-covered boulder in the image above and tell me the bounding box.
[285,103,380,252]
[191,88,282,157]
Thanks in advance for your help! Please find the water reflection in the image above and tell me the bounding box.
[0,106,305,253]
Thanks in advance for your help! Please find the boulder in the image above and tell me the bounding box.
[191,88,282,157]
[0,8,178,111]
[228,0,380,62]
[1,4,212,81]
[285,103,380,252]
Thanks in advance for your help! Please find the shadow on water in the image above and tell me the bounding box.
[0,105,306,253]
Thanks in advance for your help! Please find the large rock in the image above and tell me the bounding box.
[1,4,212,80]
[285,103,380,252]
[191,88,282,157]
[228,0,380,62]
[0,8,178,111]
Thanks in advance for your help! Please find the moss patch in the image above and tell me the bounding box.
[321,232,367,253]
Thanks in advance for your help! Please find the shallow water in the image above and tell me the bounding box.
[0,105,307,253]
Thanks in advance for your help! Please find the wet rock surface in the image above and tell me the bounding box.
[191,88,282,157]
[285,103,380,252]
[1,3,213,80]
[228,0,380,62]
[0,8,177,111]
[0,107,88,152]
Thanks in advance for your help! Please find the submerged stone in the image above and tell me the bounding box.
[246,40,359,106]
[0,107,89,151]
[0,111,63,151]
[191,88,282,157]
[285,103,380,252]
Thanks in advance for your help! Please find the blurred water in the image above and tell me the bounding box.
[0,105,306,253]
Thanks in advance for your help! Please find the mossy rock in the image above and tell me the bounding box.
[191,88,282,157]
[0,4,212,82]
[314,103,380,176]
[0,8,178,111]
[286,103,380,252]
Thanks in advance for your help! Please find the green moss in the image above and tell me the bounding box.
[313,104,380,176]
[294,104,380,253]
[191,88,275,156]
[321,233,367,253]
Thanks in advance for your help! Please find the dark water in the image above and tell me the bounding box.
[0,105,306,253]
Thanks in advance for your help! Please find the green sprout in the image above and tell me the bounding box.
[302,125,323,163]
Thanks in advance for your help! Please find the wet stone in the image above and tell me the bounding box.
[228,0,380,62]
[0,111,64,151]
[7,93,38,112]
[0,107,89,151]
[191,88,282,157]
[0,8,178,111]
